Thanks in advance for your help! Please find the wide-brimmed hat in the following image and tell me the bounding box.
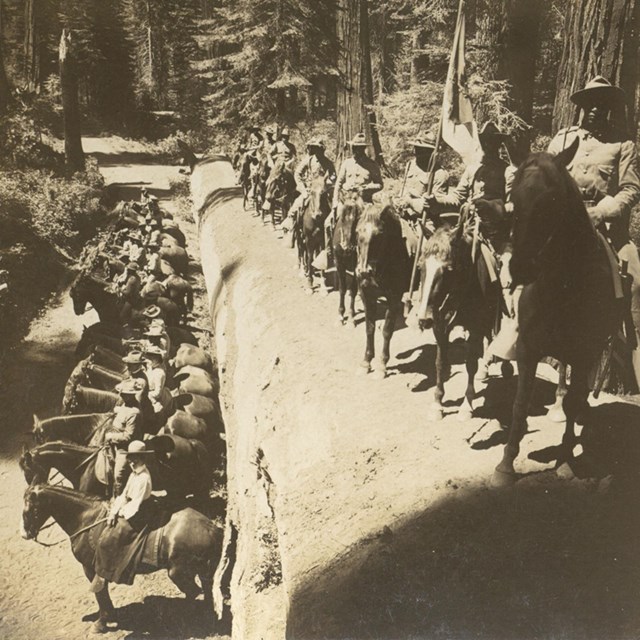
[144,345,165,358]
[479,121,509,139]
[349,132,368,147]
[122,351,145,365]
[266,125,276,135]
[125,440,154,457]
[115,378,144,396]
[126,262,139,271]
[306,137,325,149]
[570,75,626,108]
[143,305,162,318]
[149,317,166,328]
[144,325,165,337]
[411,132,437,149]
[280,127,290,137]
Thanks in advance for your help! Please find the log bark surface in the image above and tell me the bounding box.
[59,30,85,173]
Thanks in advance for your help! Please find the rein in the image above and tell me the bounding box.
[34,516,109,548]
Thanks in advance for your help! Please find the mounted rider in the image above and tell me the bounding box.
[286,137,336,229]
[547,76,640,386]
[268,127,297,171]
[428,121,516,299]
[397,132,450,250]
[329,132,384,259]
[91,439,155,593]
[90,378,144,497]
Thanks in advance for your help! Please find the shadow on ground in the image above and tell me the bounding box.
[84,594,230,639]
[287,401,640,640]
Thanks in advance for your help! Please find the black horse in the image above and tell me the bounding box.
[332,196,361,326]
[417,223,501,420]
[356,201,412,378]
[493,139,623,485]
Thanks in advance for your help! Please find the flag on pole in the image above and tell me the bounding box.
[441,0,479,163]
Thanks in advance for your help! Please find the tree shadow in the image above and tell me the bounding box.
[287,467,640,639]
[110,594,230,639]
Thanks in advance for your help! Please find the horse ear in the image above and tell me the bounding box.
[33,414,40,427]
[553,136,579,169]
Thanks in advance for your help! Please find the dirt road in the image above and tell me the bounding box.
[0,137,227,640]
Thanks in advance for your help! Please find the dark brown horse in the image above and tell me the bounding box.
[417,224,501,420]
[493,140,622,486]
[356,201,412,378]
[332,196,361,326]
[63,384,119,414]
[300,176,331,291]
[21,484,222,633]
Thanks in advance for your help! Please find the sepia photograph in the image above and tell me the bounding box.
[1,0,639,638]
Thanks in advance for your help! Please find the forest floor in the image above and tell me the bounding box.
[0,136,230,640]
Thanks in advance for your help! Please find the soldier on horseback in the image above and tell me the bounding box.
[287,137,336,230]
[92,379,144,496]
[269,127,297,170]
[547,76,640,386]
[329,132,384,260]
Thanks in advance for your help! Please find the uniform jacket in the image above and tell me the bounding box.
[436,156,514,208]
[294,153,336,194]
[269,140,297,165]
[105,405,143,446]
[332,155,383,208]
[547,127,640,249]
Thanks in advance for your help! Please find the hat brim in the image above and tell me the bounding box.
[125,450,155,457]
[349,141,368,147]
[412,141,436,149]
[570,85,626,107]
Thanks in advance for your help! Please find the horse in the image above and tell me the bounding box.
[158,245,189,277]
[332,195,361,326]
[417,223,501,420]
[263,160,296,227]
[21,435,213,499]
[32,412,113,446]
[21,484,222,633]
[83,363,125,390]
[63,384,119,414]
[493,139,623,486]
[356,201,412,378]
[300,176,331,292]
[70,272,122,324]
[90,344,127,374]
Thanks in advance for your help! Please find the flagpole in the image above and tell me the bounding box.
[405,0,465,314]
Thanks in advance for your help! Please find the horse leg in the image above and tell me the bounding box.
[548,361,568,422]
[459,331,482,421]
[558,363,589,468]
[347,270,358,327]
[168,564,202,600]
[198,568,215,618]
[84,566,116,632]
[336,258,347,324]
[429,326,449,421]
[373,298,399,380]
[305,244,314,293]
[493,351,538,486]
[359,288,375,374]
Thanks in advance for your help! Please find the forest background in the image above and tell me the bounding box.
[0,0,639,340]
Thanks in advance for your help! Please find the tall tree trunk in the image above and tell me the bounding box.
[553,0,640,136]
[59,30,84,173]
[0,2,12,114]
[410,29,428,87]
[335,0,383,165]
[23,0,40,93]
[476,0,543,123]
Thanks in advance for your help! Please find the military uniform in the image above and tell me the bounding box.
[269,139,297,169]
[287,152,336,225]
[404,159,449,217]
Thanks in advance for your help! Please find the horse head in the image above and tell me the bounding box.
[19,445,48,487]
[417,226,459,329]
[356,202,403,287]
[510,137,591,286]
[21,484,47,540]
